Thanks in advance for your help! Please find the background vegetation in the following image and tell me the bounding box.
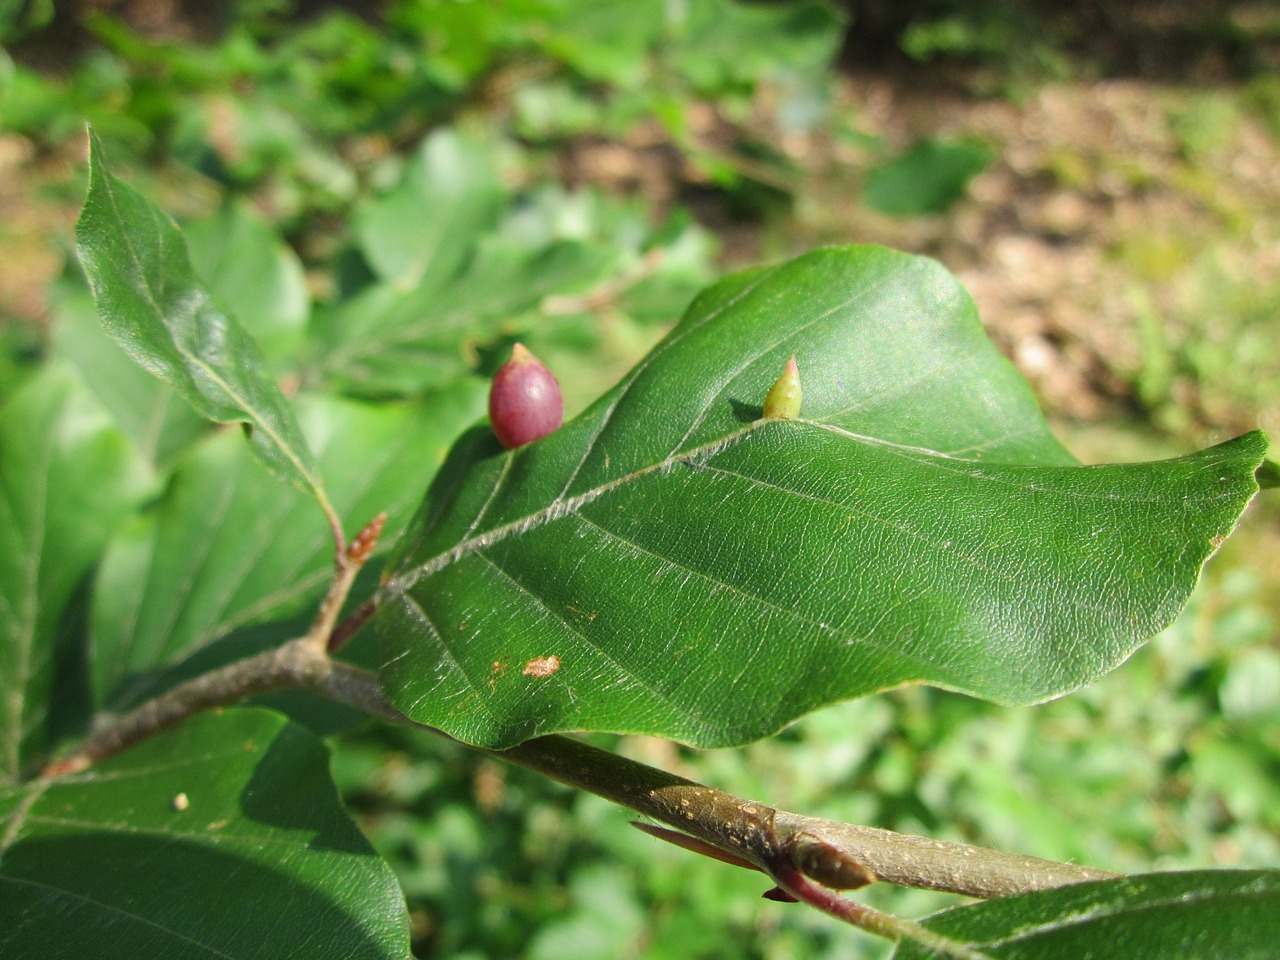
[2,1,1278,956]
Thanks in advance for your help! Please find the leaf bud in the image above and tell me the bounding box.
[792,832,875,890]
[488,343,564,448]
[762,355,802,420]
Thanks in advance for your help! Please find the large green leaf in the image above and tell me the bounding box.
[92,387,487,711]
[0,365,151,779]
[377,245,1266,749]
[893,870,1280,959]
[75,130,326,503]
[0,708,410,959]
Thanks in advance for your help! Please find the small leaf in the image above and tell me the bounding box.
[0,708,411,959]
[377,246,1266,749]
[0,365,151,779]
[892,870,1280,959]
[864,138,992,218]
[75,130,327,504]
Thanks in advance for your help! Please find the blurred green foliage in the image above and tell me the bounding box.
[1,0,843,227]
[897,0,1071,87]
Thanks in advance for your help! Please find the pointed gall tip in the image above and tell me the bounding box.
[762,354,803,420]
[509,342,536,365]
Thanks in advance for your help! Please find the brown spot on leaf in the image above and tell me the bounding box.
[522,655,562,678]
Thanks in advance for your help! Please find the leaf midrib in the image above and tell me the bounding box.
[0,873,238,959]
[387,416,1249,607]
[0,388,57,780]
[384,420,764,597]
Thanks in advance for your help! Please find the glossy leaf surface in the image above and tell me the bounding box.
[378,246,1266,749]
[75,131,325,502]
[0,366,151,779]
[894,869,1280,959]
[0,709,410,959]
[92,387,486,711]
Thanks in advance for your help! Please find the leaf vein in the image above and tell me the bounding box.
[476,550,711,727]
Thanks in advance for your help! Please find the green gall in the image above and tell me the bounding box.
[762,355,802,420]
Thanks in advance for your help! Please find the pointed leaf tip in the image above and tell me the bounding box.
[763,355,802,419]
[75,131,328,507]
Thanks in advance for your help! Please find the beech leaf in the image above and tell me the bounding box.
[0,709,410,959]
[377,246,1266,749]
[75,130,327,506]
[893,869,1280,959]
[0,365,151,778]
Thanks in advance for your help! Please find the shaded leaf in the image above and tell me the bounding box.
[313,237,609,398]
[354,128,504,290]
[864,138,993,218]
[184,199,309,364]
[52,280,209,473]
[0,365,151,779]
[0,368,149,783]
[667,0,843,99]
[377,246,1265,749]
[893,870,1280,959]
[75,130,327,504]
[0,708,410,959]
[92,386,487,711]
[1257,455,1279,489]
